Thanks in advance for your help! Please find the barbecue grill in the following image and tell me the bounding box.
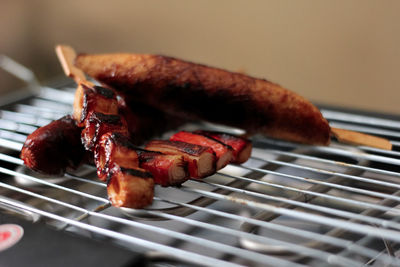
[1,56,400,266]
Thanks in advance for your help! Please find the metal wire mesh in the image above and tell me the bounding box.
[0,82,400,266]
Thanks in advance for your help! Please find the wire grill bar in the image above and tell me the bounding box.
[0,197,247,267]
[1,148,398,233]
[0,84,400,266]
[0,158,397,266]
[4,150,389,262]
[1,152,399,227]
[255,138,400,166]
[321,109,400,129]
[248,157,400,190]
[236,162,400,202]
[178,183,400,243]
[258,149,400,178]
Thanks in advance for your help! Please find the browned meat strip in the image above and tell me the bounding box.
[145,140,216,179]
[95,133,188,186]
[75,53,331,145]
[81,112,129,151]
[170,131,233,170]
[136,148,189,186]
[73,84,118,126]
[194,130,252,164]
[95,132,139,181]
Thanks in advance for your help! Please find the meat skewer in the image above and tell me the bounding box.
[73,48,392,150]
[73,75,188,187]
[170,131,233,170]
[24,46,258,209]
[74,52,331,146]
[145,140,216,179]
[56,45,155,208]
[194,130,252,164]
[20,115,86,176]
[21,45,390,208]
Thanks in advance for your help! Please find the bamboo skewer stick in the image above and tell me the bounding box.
[331,127,392,150]
[56,45,98,122]
[55,45,93,86]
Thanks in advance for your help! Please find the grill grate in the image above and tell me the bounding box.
[0,82,400,266]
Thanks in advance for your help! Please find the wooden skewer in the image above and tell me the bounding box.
[56,45,96,122]
[55,44,393,151]
[55,45,94,86]
[331,127,392,150]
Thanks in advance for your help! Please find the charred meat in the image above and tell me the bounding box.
[81,112,129,151]
[75,53,331,145]
[95,132,139,181]
[170,131,233,170]
[107,165,154,208]
[136,148,189,186]
[73,84,118,126]
[194,130,252,164]
[145,140,216,179]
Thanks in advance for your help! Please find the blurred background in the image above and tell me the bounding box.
[1,0,399,114]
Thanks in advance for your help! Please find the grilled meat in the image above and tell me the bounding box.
[20,115,86,176]
[73,84,118,126]
[95,133,188,186]
[81,112,129,151]
[75,53,331,145]
[73,84,154,208]
[170,131,233,170]
[194,130,252,164]
[145,140,216,179]
[95,132,139,181]
[107,165,154,208]
[136,148,189,186]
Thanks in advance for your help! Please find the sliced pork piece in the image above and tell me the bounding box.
[95,132,139,181]
[81,112,129,151]
[194,130,252,164]
[73,84,118,126]
[170,131,233,170]
[136,148,189,186]
[145,140,216,179]
[107,165,154,208]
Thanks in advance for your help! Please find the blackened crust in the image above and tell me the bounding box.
[135,148,163,163]
[88,112,121,125]
[108,132,136,150]
[147,140,211,156]
[120,167,153,178]
[93,86,115,99]
[190,131,233,150]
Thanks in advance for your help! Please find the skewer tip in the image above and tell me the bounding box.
[331,127,392,150]
[55,44,90,85]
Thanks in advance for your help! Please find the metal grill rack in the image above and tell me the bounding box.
[1,65,400,266]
